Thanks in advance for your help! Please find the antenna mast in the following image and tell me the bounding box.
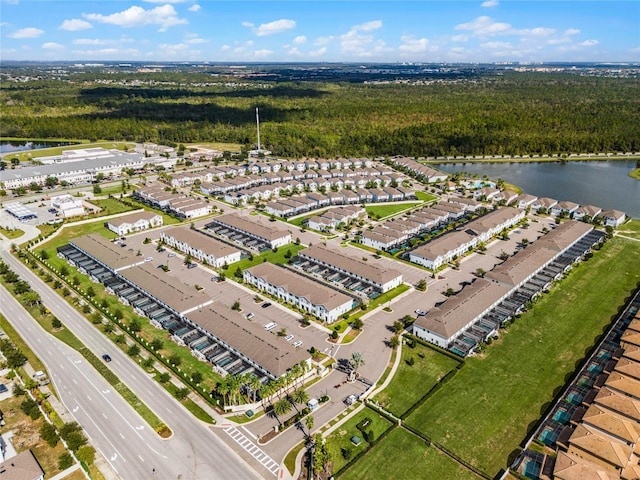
[256,107,261,152]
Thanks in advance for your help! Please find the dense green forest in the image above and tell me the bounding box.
[2,73,639,158]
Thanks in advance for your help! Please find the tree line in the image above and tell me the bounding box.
[2,73,639,158]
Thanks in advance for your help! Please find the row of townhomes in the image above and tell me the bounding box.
[307,205,366,232]
[160,227,243,268]
[476,189,626,227]
[134,186,212,219]
[408,207,526,269]
[0,148,170,189]
[387,155,449,183]
[243,263,356,324]
[57,234,309,381]
[514,294,640,479]
[105,210,164,236]
[292,244,403,298]
[205,213,292,251]
[412,221,604,355]
[360,198,482,252]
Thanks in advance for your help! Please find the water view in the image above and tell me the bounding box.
[432,160,640,218]
[0,141,75,154]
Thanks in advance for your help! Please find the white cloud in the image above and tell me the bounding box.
[73,38,108,45]
[220,44,230,51]
[520,27,556,37]
[59,19,92,31]
[455,16,511,37]
[293,35,306,45]
[314,35,334,46]
[252,49,273,58]
[580,39,599,47]
[0,22,9,27]
[42,42,64,50]
[309,47,327,58]
[253,19,296,36]
[286,47,302,56]
[9,27,44,38]
[481,41,513,49]
[564,28,580,36]
[352,20,382,32]
[188,4,201,12]
[452,34,469,42]
[83,5,187,30]
[185,36,207,44]
[143,0,187,3]
[398,35,429,54]
[481,0,499,7]
[242,21,254,28]
[339,20,386,57]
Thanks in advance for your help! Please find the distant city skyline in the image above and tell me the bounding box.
[1,1,639,63]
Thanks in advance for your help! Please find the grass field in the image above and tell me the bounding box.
[325,408,393,474]
[0,226,25,240]
[373,343,460,417]
[404,236,640,476]
[230,243,306,273]
[3,141,135,162]
[340,428,481,480]
[186,142,243,152]
[617,219,640,240]
[365,202,422,220]
[414,191,438,202]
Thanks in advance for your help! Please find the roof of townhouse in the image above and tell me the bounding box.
[300,244,402,285]
[161,227,239,259]
[484,245,558,287]
[534,220,593,252]
[246,263,353,311]
[410,230,476,261]
[606,371,640,400]
[361,230,400,246]
[369,226,406,239]
[430,202,466,214]
[582,403,640,444]
[556,200,579,210]
[615,357,640,381]
[568,423,631,469]
[414,279,511,339]
[575,205,602,216]
[468,207,522,231]
[594,386,640,423]
[214,213,291,241]
[120,263,212,315]
[448,197,481,208]
[186,306,310,378]
[552,450,618,480]
[537,197,558,207]
[106,210,160,228]
[515,193,538,203]
[70,234,141,271]
[601,209,626,219]
[0,450,45,480]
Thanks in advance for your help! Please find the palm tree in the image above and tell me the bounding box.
[217,379,231,406]
[249,375,262,404]
[290,364,302,389]
[305,415,314,435]
[273,398,292,421]
[229,375,242,405]
[350,351,365,378]
[260,382,274,409]
[292,389,310,409]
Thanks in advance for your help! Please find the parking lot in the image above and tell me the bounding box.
[129,226,332,354]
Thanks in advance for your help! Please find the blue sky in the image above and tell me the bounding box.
[1,1,639,62]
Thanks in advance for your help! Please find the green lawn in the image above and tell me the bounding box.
[628,168,640,180]
[414,191,438,202]
[3,141,134,162]
[340,428,480,480]
[617,218,640,240]
[89,198,138,216]
[373,343,460,417]
[288,209,330,229]
[325,408,394,474]
[404,236,640,477]
[0,226,25,240]
[365,202,422,220]
[230,243,306,273]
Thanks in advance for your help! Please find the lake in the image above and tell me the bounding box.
[0,141,75,154]
[432,160,640,218]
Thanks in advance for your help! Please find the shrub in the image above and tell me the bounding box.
[168,354,182,366]
[406,356,415,366]
[159,372,171,383]
[58,452,74,470]
[76,445,96,466]
[51,317,62,329]
[331,330,339,340]
[40,422,59,447]
[127,344,141,357]
[341,447,353,460]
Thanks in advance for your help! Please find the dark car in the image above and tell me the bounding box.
[262,302,272,309]
[102,354,112,362]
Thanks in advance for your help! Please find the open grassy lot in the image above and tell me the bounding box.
[186,142,242,152]
[88,198,137,217]
[365,202,422,220]
[230,243,306,273]
[414,191,438,202]
[617,219,640,240]
[0,226,25,240]
[373,342,460,417]
[404,237,640,477]
[3,141,134,162]
[325,408,393,474]
[340,428,481,480]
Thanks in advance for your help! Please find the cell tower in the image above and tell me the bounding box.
[256,107,261,152]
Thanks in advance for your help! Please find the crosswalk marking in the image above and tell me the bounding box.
[223,426,280,476]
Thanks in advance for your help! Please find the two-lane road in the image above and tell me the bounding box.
[0,251,262,479]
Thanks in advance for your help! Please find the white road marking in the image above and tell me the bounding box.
[223,427,279,476]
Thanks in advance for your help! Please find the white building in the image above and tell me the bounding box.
[160,227,241,268]
[105,210,163,236]
[244,263,354,323]
[50,194,84,218]
[599,209,626,228]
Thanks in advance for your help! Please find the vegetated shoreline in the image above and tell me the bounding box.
[422,153,640,164]
[629,168,640,180]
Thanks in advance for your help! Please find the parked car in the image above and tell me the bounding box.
[264,322,277,331]
[246,312,255,319]
[262,302,272,309]
[293,340,303,348]
[285,335,294,342]
[102,354,112,362]
[187,263,197,269]
[415,309,426,316]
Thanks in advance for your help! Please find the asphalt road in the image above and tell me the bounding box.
[0,250,262,480]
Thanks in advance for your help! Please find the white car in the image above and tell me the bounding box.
[415,309,426,316]
[246,312,255,319]
[293,340,303,348]
[285,334,294,342]
[264,322,277,331]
